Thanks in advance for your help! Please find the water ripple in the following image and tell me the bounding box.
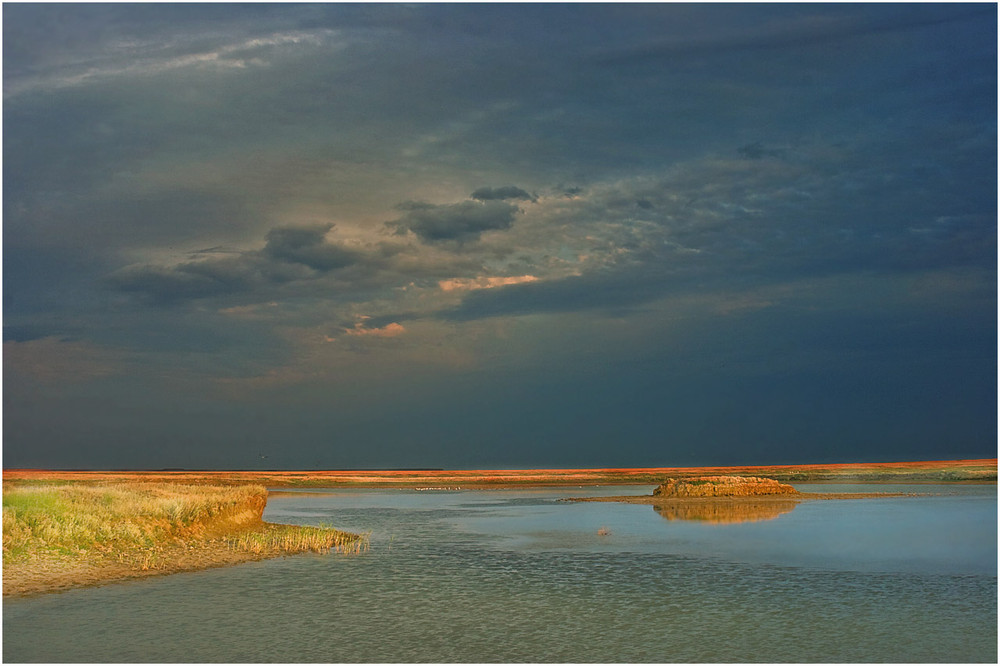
[4,485,996,662]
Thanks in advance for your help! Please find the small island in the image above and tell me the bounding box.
[652,475,798,498]
[565,475,918,523]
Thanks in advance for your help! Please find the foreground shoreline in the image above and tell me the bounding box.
[3,458,995,488]
[3,484,367,599]
[3,521,339,599]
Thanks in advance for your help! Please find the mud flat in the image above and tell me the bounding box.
[2,483,367,598]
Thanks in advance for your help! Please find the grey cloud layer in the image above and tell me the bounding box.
[471,186,536,202]
[96,129,997,325]
[103,185,532,306]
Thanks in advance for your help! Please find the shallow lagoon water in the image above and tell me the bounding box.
[4,484,996,662]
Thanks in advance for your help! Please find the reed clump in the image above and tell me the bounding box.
[652,476,798,498]
[226,524,370,555]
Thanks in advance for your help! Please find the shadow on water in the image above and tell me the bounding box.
[652,499,799,523]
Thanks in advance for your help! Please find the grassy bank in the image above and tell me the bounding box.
[3,482,368,597]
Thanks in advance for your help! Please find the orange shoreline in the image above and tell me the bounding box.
[4,458,995,487]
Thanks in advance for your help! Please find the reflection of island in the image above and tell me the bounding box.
[650,476,799,523]
[651,499,798,524]
[563,475,915,523]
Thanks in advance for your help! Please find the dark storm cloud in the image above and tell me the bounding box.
[391,200,520,243]
[107,256,260,304]
[108,223,376,304]
[263,224,361,272]
[470,186,535,202]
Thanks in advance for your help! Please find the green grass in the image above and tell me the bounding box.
[3,483,258,561]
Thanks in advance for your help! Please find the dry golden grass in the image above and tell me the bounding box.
[653,476,798,498]
[226,524,369,556]
[3,482,368,596]
[2,483,268,563]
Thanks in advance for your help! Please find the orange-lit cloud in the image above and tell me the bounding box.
[438,275,538,292]
[343,321,406,338]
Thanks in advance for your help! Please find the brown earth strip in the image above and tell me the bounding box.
[5,458,993,488]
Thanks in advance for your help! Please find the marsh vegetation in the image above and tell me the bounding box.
[652,476,798,498]
[2,482,368,596]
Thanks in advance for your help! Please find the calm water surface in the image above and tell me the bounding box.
[4,484,996,662]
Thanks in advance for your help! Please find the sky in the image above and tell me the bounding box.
[3,3,996,470]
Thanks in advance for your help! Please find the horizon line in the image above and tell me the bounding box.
[4,458,995,474]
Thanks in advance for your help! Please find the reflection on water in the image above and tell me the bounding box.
[3,484,996,663]
[652,499,798,523]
